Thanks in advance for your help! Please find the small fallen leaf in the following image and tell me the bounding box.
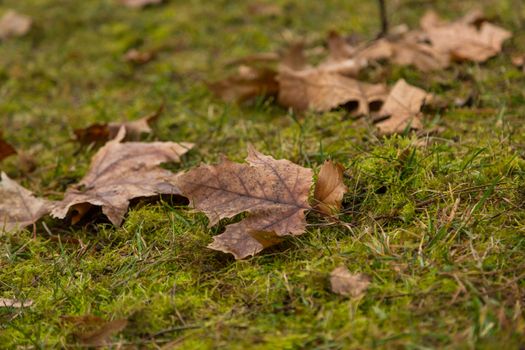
[277,68,387,113]
[52,128,193,226]
[124,48,155,65]
[375,79,429,135]
[209,66,279,103]
[119,0,162,9]
[176,146,313,259]
[74,106,163,144]
[247,2,282,17]
[330,265,370,297]
[0,133,16,161]
[0,172,52,232]
[0,297,33,308]
[0,10,31,40]
[421,10,511,62]
[78,319,128,347]
[313,161,347,215]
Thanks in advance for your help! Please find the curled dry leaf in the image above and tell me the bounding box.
[209,66,279,103]
[0,133,16,161]
[330,265,370,298]
[375,79,429,135]
[277,68,387,114]
[0,10,31,40]
[119,0,162,8]
[420,10,511,63]
[74,106,163,144]
[0,173,52,232]
[176,146,313,259]
[52,128,193,226]
[0,297,33,308]
[313,161,347,215]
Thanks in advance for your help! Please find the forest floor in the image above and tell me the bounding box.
[1,0,525,348]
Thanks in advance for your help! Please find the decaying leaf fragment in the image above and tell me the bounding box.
[277,68,387,114]
[375,79,429,135]
[77,319,128,347]
[119,0,162,8]
[420,10,511,62]
[330,265,370,298]
[0,133,16,161]
[0,173,52,232]
[209,66,279,103]
[0,10,31,40]
[124,48,155,65]
[177,147,313,259]
[313,161,347,215]
[0,297,33,308]
[52,128,193,226]
[74,106,163,144]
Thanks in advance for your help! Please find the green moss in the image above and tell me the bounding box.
[1,0,525,348]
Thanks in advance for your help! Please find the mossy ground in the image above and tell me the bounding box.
[1,0,525,348]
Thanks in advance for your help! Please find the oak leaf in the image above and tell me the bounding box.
[420,10,511,62]
[0,10,31,40]
[0,173,52,232]
[74,106,162,144]
[313,161,347,215]
[52,128,193,226]
[330,265,370,298]
[0,133,16,161]
[176,147,313,259]
[277,68,387,113]
[375,79,429,135]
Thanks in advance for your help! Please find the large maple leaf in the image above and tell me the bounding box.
[51,128,193,226]
[176,147,313,259]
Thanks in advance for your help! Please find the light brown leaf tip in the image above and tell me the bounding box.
[176,147,313,259]
[0,172,52,232]
[51,132,194,226]
[330,265,370,298]
[313,160,347,215]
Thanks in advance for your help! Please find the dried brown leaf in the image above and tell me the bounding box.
[376,79,429,135]
[52,128,193,226]
[124,48,155,65]
[277,68,387,113]
[313,161,347,215]
[421,10,511,62]
[247,2,282,17]
[119,0,162,8]
[176,146,313,259]
[0,10,31,40]
[74,106,163,144]
[0,133,16,161]
[318,31,366,76]
[0,297,33,308]
[78,319,128,347]
[209,66,279,103]
[330,265,370,298]
[0,173,52,232]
